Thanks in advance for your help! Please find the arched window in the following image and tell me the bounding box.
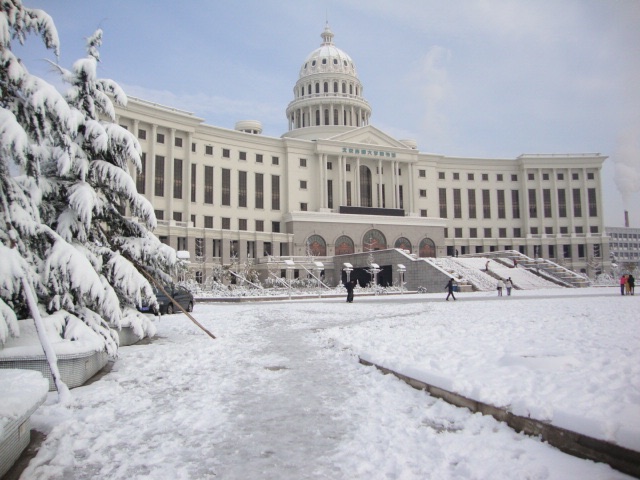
[323,82,328,93]
[419,238,436,258]
[335,235,355,255]
[324,109,329,125]
[360,165,372,207]
[334,109,339,125]
[334,82,338,93]
[349,84,353,95]
[394,237,412,252]
[307,84,311,95]
[300,86,304,97]
[315,83,319,94]
[342,82,346,93]
[306,235,327,256]
[363,229,387,251]
[315,109,320,126]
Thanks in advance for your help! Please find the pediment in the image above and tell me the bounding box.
[327,125,411,149]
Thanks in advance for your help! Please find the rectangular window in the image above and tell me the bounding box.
[191,164,196,202]
[419,189,427,198]
[578,244,585,258]
[300,158,307,167]
[482,189,491,219]
[482,173,488,181]
[346,181,352,206]
[204,166,214,204]
[156,133,164,144]
[195,238,204,257]
[238,171,247,208]
[175,137,183,148]
[572,172,579,180]
[468,189,476,219]
[497,174,503,181]
[256,220,264,232]
[222,168,231,206]
[420,209,427,217]
[346,164,351,172]
[499,228,507,238]
[439,188,447,218]
[514,227,522,238]
[469,228,477,238]
[327,180,333,209]
[558,189,567,217]
[190,214,196,227]
[256,153,263,163]
[239,151,246,161]
[300,203,308,211]
[238,219,247,231]
[177,237,186,251]
[173,158,183,199]
[497,190,505,219]
[154,155,164,197]
[255,173,264,209]
[511,174,518,181]
[543,173,550,181]
[573,188,582,217]
[204,216,213,228]
[154,209,164,220]
[593,244,601,258]
[272,221,280,233]
[438,172,445,180]
[588,188,597,216]
[454,228,462,238]
[557,173,564,180]
[272,156,279,166]
[528,189,537,218]
[300,180,307,189]
[528,173,535,181]
[327,162,332,170]
[173,211,182,222]
[588,172,595,180]
[453,189,462,219]
[205,145,213,155]
[222,148,230,158]
[272,175,280,210]
[484,228,492,238]
[221,218,230,230]
[453,172,459,180]
[545,227,553,234]
[191,142,196,153]
[543,189,552,218]
[138,128,146,140]
[468,173,474,181]
[511,190,520,219]
[136,152,146,194]
[419,170,426,178]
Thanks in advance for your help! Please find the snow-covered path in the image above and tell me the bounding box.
[23,293,634,479]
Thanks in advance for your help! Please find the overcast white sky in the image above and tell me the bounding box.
[15,0,640,228]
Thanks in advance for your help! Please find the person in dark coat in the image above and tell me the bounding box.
[628,275,635,295]
[445,278,456,301]
[345,279,356,303]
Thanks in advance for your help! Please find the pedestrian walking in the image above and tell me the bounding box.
[620,274,627,296]
[628,274,635,295]
[497,279,504,296]
[505,277,513,296]
[345,279,356,303]
[445,278,456,301]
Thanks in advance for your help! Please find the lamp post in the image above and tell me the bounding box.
[369,263,381,287]
[397,264,406,294]
[284,259,295,299]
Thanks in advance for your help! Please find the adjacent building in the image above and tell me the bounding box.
[115,24,610,282]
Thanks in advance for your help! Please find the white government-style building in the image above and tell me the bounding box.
[116,24,610,283]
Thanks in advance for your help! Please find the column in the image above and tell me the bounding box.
[338,155,344,208]
[408,161,415,214]
[377,159,383,208]
[355,158,361,207]
[168,128,175,220]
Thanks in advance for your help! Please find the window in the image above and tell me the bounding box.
[419,170,426,178]
[420,209,427,217]
[497,174,503,181]
[468,173,474,181]
[499,228,507,238]
[300,180,307,189]
[346,164,351,172]
[470,228,477,238]
[588,188,597,216]
[453,172,460,180]
[528,173,535,181]
[156,133,165,144]
[511,190,520,219]
[590,226,599,234]
[195,238,204,257]
[175,137,183,148]
[543,173,549,181]
[272,175,280,210]
[545,227,553,234]
[204,216,213,228]
[438,172,445,180]
[557,173,564,180]
[173,211,182,222]
[272,221,280,233]
[439,188,447,218]
[578,244,585,258]
[511,174,518,181]
[468,189,476,219]
[558,189,567,217]
[256,153,263,163]
[138,128,146,140]
[136,152,146,194]
[256,220,264,232]
[300,203,308,211]
[572,173,579,180]
[573,188,582,217]
[222,168,231,206]
[205,145,213,155]
[238,171,247,207]
[560,226,568,234]
[154,155,164,197]
[239,219,247,231]
[514,228,522,238]
[482,174,488,181]
[588,172,595,180]
[177,237,186,250]
[173,159,183,199]
[221,218,230,230]
[191,142,196,153]
[543,189,552,217]
[204,166,213,204]
[300,158,307,167]
[154,209,164,220]
[453,189,462,218]
[593,244,601,257]
[327,162,332,170]
[272,156,279,166]
[482,189,491,219]
[528,189,537,218]
[484,228,492,238]
[530,227,538,235]
[454,228,463,238]
[222,148,230,158]
[419,189,427,198]
[497,190,505,219]
[255,173,264,209]
[191,164,196,202]
[239,151,246,161]
[346,181,352,206]
[575,226,583,234]
[327,180,333,209]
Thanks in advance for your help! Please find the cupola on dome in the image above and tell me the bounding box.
[299,24,358,79]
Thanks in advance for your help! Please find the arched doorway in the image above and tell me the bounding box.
[419,238,436,258]
[306,234,326,256]
[335,235,355,255]
[363,229,387,251]
[359,165,372,207]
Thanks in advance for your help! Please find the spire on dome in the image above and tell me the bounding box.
[321,22,334,45]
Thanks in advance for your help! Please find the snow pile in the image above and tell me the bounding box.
[0,369,48,439]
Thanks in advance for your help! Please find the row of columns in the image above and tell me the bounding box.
[288,103,369,130]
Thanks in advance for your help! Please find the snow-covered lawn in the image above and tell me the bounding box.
[22,287,638,479]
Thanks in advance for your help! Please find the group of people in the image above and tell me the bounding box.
[620,274,635,296]
[497,278,514,296]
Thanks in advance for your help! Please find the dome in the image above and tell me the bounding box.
[298,24,358,79]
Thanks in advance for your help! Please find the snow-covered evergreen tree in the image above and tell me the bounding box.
[0,0,179,353]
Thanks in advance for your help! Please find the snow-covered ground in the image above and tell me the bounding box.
[19,287,639,479]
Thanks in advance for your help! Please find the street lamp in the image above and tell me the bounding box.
[369,263,381,287]
[397,264,406,294]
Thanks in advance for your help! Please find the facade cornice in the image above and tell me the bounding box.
[284,211,447,228]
